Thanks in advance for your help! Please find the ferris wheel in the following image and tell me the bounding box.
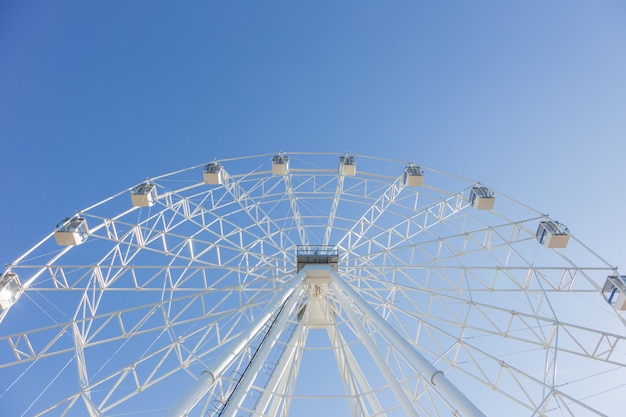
[1,152,625,417]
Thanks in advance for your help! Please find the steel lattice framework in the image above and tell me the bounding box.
[1,152,624,417]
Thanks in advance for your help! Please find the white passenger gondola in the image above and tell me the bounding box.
[203,161,224,185]
[0,272,22,311]
[130,182,157,207]
[272,154,289,175]
[603,275,626,310]
[339,155,356,176]
[403,164,424,186]
[536,221,570,248]
[54,217,89,246]
[469,186,495,210]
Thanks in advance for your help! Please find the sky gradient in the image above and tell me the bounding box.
[2,2,626,416]
[2,2,625,286]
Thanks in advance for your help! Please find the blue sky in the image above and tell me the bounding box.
[2,2,626,415]
[1,2,626,286]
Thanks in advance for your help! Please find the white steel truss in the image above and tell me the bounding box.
[0,152,624,417]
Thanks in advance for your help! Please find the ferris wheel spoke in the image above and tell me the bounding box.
[346,214,536,270]
[323,173,345,246]
[335,176,408,252]
[85,203,288,273]
[13,264,285,294]
[347,274,626,367]
[280,171,308,246]
[66,214,290,296]
[345,230,608,302]
[343,189,470,263]
[0,280,280,370]
[343,265,610,303]
[219,169,303,249]
[142,181,291,256]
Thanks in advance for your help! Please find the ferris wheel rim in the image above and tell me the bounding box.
[0,151,623,417]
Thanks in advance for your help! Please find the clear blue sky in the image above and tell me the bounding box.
[2,3,626,416]
[2,1,626,274]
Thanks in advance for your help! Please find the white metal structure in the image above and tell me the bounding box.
[1,152,625,417]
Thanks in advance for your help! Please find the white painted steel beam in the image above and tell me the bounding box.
[331,270,487,417]
[331,274,421,417]
[263,324,308,417]
[253,323,306,416]
[164,271,306,417]
[219,282,305,417]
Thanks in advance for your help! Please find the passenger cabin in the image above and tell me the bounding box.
[403,165,424,187]
[54,217,89,246]
[0,272,22,310]
[272,154,289,175]
[203,162,224,185]
[469,186,495,210]
[536,221,570,248]
[130,182,157,207]
[603,275,626,310]
[339,155,356,176]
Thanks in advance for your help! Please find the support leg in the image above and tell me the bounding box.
[219,282,306,417]
[165,271,307,417]
[332,282,421,417]
[331,271,487,417]
[253,323,306,416]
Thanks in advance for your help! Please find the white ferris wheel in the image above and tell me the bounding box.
[1,152,625,417]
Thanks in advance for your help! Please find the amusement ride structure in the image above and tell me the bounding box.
[1,152,625,416]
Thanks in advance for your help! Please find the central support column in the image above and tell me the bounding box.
[219,281,305,417]
[331,271,487,417]
[253,323,307,416]
[332,281,421,417]
[165,271,307,417]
